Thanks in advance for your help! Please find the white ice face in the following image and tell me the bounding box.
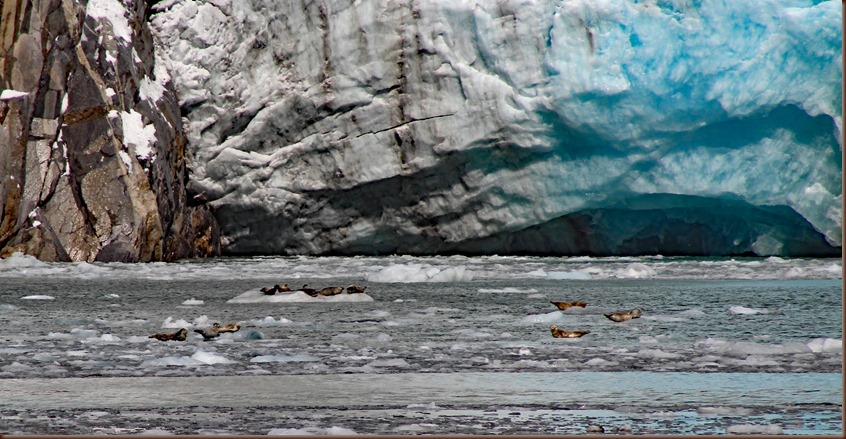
[129,1,846,256]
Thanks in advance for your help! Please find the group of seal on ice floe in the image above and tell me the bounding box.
[149,322,242,342]
[148,284,369,342]
[547,300,643,338]
[261,283,367,297]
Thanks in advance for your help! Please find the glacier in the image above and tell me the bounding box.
[148,0,842,257]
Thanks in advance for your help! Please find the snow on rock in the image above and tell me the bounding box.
[0,90,29,100]
[149,0,841,258]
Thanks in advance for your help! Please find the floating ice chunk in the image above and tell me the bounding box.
[142,350,235,367]
[526,269,547,277]
[268,426,358,435]
[452,328,494,338]
[21,295,54,300]
[366,264,473,282]
[249,316,293,326]
[137,429,172,435]
[725,424,783,434]
[698,338,812,356]
[161,316,193,328]
[729,305,781,315]
[0,304,19,311]
[250,354,319,363]
[181,297,204,306]
[615,263,657,278]
[807,337,842,353]
[407,402,441,410]
[365,358,410,368]
[679,309,706,316]
[520,311,564,324]
[70,328,98,339]
[546,271,592,280]
[1,361,34,373]
[227,290,374,303]
[637,349,683,359]
[477,287,539,293]
[697,407,754,416]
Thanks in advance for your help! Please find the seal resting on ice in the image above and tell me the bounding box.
[194,322,222,340]
[218,323,241,333]
[604,308,643,322]
[346,285,367,294]
[298,285,319,297]
[261,284,291,295]
[550,325,590,338]
[550,300,588,310]
[148,328,188,341]
[318,286,344,296]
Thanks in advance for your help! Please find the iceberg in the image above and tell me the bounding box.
[149,0,842,257]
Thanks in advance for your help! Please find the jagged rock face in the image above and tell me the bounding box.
[151,0,841,257]
[0,0,219,262]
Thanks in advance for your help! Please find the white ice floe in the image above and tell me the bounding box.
[140,350,234,367]
[728,305,781,315]
[267,426,358,435]
[250,354,319,363]
[477,287,539,293]
[247,316,293,326]
[21,295,54,300]
[227,289,374,304]
[697,338,813,356]
[181,298,204,306]
[161,315,211,328]
[546,271,592,280]
[807,337,842,353]
[366,263,473,282]
[725,424,783,434]
[520,311,565,324]
[697,407,754,416]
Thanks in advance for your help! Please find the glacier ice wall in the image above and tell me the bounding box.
[150,0,842,257]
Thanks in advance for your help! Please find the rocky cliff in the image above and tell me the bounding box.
[0,0,219,262]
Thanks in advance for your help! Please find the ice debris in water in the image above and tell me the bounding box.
[366,264,474,282]
[267,426,358,435]
[181,298,204,306]
[726,424,783,434]
[140,350,234,368]
[729,305,781,315]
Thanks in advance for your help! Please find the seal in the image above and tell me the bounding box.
[149,328,188,341]
[260,286,277,295]
[550,325,590,338]
[604,307,643,322]
[550,300,588,310]
[194,322,222,340]
[318,286,344,296]
[298,284,319,297]
[346,285,367,294]
[218,323,241,333]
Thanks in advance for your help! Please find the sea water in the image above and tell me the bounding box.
[0,253,841,435]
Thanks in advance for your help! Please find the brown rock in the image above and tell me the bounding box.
[0,0,219,262]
